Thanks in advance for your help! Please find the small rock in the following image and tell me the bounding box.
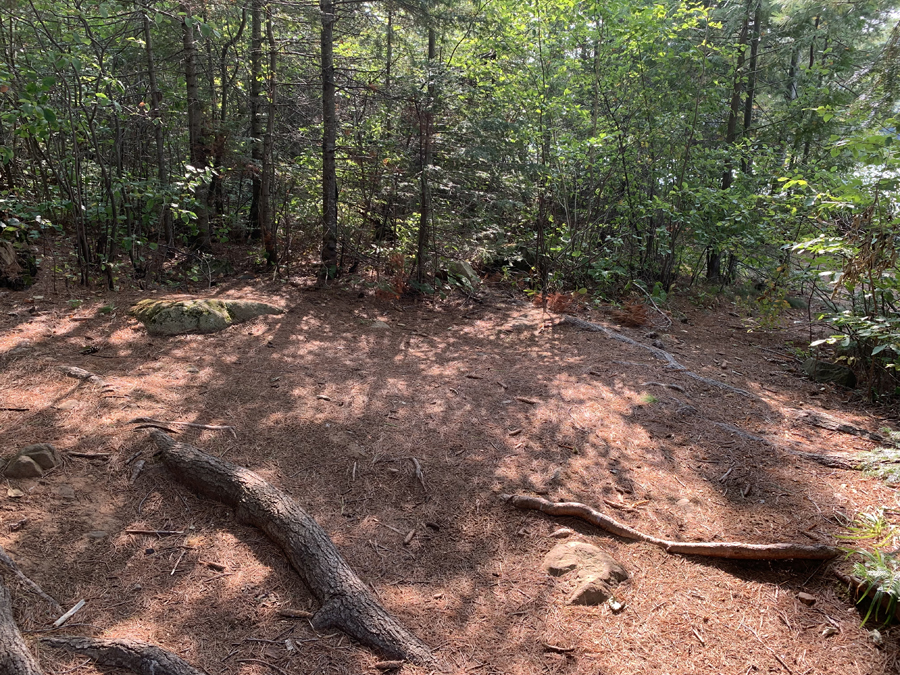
[54,485,76,500]
[569,576,614,605]
[822,626,839,637]
[797,592,816,606]
[542,541,628,584]
[55,400,78,410]
[549,528,576,539]
[19,444,58,469]
[6,488,24,499]
[652,340,665,350]
[86,530,108,539]
[4,456,43,478]
[370,320,390,329]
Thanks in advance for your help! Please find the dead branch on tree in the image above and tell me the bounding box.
[148,430,436,667]
[562,315,755,398]
[41,637,205,675]
[0,579,44,675]
[502,494,839,560]
[0,544,62,613]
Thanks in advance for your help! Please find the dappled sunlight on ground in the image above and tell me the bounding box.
[0,279,898,674]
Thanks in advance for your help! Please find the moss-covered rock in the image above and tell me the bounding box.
[129,297,284,335]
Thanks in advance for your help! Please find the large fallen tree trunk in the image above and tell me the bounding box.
[503,494,839,560]
[0,580,43,675]
[41,637,205,675]
[562,315,756,398]
[149,430,436,667]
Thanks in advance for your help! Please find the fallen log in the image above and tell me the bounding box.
[41,637,204,675]
[503,494,839,560]
[562,315,755,398]
[148,430,436,666]
[0,579,44,675]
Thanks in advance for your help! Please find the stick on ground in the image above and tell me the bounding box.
[502,494,839,560]
[148,430,436,666]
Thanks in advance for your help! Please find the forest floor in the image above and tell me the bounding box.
[0,270,898,675]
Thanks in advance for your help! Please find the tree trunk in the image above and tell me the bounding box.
[320,0,338,279]
[148,430,436,667]
[415,27,435,284]
[259,8,277,265]
[248,0,263,239]
[0,580,44,675]
[143,11,171,249]
[710,5,750,283]
[181,4,210,251]
[741,0,761,174]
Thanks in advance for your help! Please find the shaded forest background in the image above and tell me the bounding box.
[3,0,900,391]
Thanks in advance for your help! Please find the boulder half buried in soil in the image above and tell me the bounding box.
[130,298,284,336]
[803,358,857,388]
[542,541,628,606]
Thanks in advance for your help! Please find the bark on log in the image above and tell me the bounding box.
[148,430,435,666]
[562,315,756,398]
[0,580,44,675]
[41,637,204,675]
[503,494,839,560]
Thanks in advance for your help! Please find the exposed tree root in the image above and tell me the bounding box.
[833,569,900,623]
[562,315,755,398]
[42,637,205,675]
[58,366,107,387]
[149,430,437,667]
[0,544,62,614]
[789,410,887,444]
[502,494,839,560]
[712,421,858,470]
[0,579,44,675]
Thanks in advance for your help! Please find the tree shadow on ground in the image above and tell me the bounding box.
[0,280,895,674]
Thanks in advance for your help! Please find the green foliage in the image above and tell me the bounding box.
[837,510,900,625]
